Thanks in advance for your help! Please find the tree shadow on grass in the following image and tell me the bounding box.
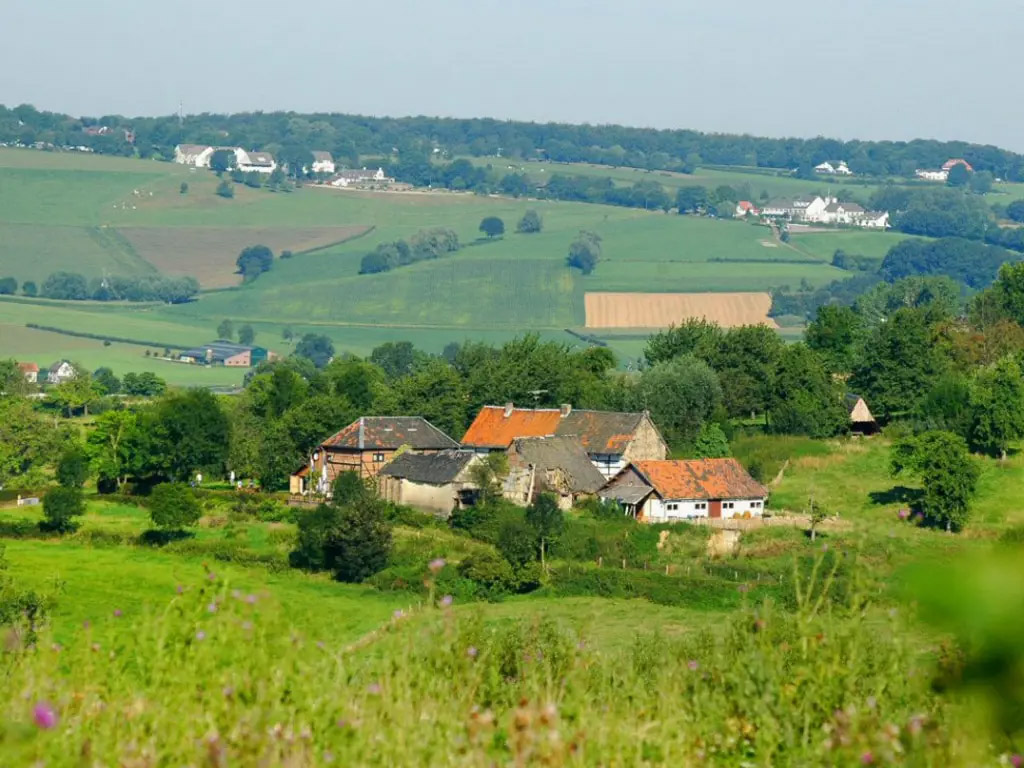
[868,486,923,507]
[139,529,195,547]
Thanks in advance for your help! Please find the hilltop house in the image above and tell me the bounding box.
[17,362,39,384]
[378,450,481,516]
[815,161,853,176]
[290,416,460,494]
[942,158,974,173]
[46,360,77,384]
[460,403,668,478]
[915,169,949,182]
[310,151,335,175]
[236,150,276,174]
[600,458,768,523]
[174,144,214,168]
[762,195,888,228]
[179,341,272,368]
[329,167,390,188]
[734,200,760,217]
[503,435,607,510]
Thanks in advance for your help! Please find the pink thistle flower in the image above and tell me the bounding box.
[113,609,122,618]
[207,602,218,614]
[195,630,206,641]
[897,508,909,520]
[246,594,257,605]
[393,609,405,619]
[440,595,454,608]
[33,701,57,730]
[366,682,381,695]
[467,646,478,658]
[687,659,699,671]
[1011,755,1022,768]
[176,584,184,594]
[428,558,446,574]
[860,752,873,765]
[82,620,90,629]
[207,572,217,581]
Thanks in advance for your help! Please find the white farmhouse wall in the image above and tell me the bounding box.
[640,496,767,522]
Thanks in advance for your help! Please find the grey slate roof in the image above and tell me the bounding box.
[379,450,476,484]
[510,435,606,494]
[323,417,460,451]
[556,410,648,455]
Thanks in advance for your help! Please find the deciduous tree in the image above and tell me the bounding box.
[479,216,505,239]
[891,430,978,532]
[969,356,1024,459]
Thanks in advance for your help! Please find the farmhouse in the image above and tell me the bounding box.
[845,393,878,435]
[329,167,391,188]
[378,450,481,517]
[942,158,974,173]
[310,151,335,175]
[17,362,39,383]
[764,195,889,229]
[46,360,76,384]
[236,150,277,174]
[503,435,607,510]
[179,341,272,368]
[600,458,768,523]
[734,200,760,217]
[915,169,949,182]
[815,161,853,176]
[291,416,460,494]
[174,144,214,168]
[460,403,668,478]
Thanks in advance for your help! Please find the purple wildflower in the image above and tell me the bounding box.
[336,719,349,729]
[222,686,234,698]
[737,583,750,593]
[195,630,206,641]
[113,609,122,618]
[366,682,381,695]
[860,752,873,765]
[82,620,91,630]
[687,660,699,671]
[393,609,405,620]
[440,595,454,608]
[33,702,57,730]
[246,594,257,605]
[467,646,478,658]
[316,641,326,650]
[576,640,586,651]
[897,508,909,520]
[1011,756,1022,768]
[242,621,253,631]
[176,584,184,594]
[207,602,218,614]
[207,571,217,581]
[428,558,446,574]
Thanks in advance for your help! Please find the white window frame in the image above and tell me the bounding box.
[373,452,385,463]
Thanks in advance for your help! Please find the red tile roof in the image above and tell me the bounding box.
[631,459,767,500]
[460,406,563,449]
[17,362,39,373]
[942,158,974,172]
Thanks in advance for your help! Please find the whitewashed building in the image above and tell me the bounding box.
[174,144,214,167]
[600,458,768,523]
[310,151,335,175]
[329,167,390,188]
[235,149,276,174]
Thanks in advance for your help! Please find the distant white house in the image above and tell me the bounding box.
[174,144,214,168]
[235,149,276,174]
[47,360,77,385]
[762,195,887,229]
[329,167,391,188]
[814,160,854,176]
[915,169,949,182]
[310,151,335,175]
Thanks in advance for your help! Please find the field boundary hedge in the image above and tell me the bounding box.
[25,323,190,350]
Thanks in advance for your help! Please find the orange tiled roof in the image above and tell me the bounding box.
[460,406,563,449]
[632,459,767,500]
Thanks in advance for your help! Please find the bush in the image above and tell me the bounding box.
[216,180,234,198]
[496,517,538,568]
[291,500,392,582]
[148,483,202,531]
[516,209,543,233]
[457,551,517,598]
[41,487,85,533]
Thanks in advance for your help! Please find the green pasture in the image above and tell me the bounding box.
[788,228,916,263]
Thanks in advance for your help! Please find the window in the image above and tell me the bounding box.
[696,502,707,511]
[666,502,679,512]
[373,453,385,463]
[724,502,734,510]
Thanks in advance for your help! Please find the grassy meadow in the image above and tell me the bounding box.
[1,435,1022,763]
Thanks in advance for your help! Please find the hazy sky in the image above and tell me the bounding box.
[3,0,1022,150]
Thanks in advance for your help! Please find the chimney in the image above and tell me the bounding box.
[560,403,572,418]
[503,402,514,418]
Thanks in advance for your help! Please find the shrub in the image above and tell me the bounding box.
[215,180,234,198]
[516,209,543,233]
[148,483,202,531]
[291,500,392,582]
[496,517,538,568]
[41,487,85,533]
[457,551,517,598]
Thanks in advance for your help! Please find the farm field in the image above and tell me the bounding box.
[788,228,920,263]
[584,291,777,329]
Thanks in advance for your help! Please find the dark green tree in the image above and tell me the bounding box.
[56,444,90,488]
[121,372,166,396]
[215,180,234,198]
[148,482,202,531]
[946,163,970,187]
[0,277,17,295]
[1006,200,1024,223]
[805,305,864,373]
[969,356,1024,459]
[891,431,979,531]
[151,389,230,481]
[675,186,709,213]
[635,355,722,445]
[525,493,564,571]
[516,209,542,233]
[567,230,602,274]
[236,245,274,281]
[294,334,335,368]
[237,324,255,346]
[217,319,234,340]
[21,281,37,297]
[209,149,236,173]
[42,487,85,533]
[769,344,848,437]
[644,319,722,366]
[693,422,730,458]
[479,216,505,239]
[179,182,189,194]
[370,341,422,379]
[92,366,121,395]
[293,497,392,582]
[497,516,538,568]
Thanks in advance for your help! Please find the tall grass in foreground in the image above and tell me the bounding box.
[0,562,990,766]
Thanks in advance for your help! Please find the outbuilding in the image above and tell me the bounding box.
[377,450,481,517]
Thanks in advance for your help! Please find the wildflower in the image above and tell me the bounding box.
[467,646,478,658]
[176,584,184,594]
[113,609,122,618]
[246,594,257,605]
[323,751,335,763]
[1011,756,1022,768]
[440,595,454,608]
[90,643,101,653]
[428,558,446,574]
[366,682,381,695]
[336,719,348,729]
[737,583,750,593]
[907,714,924,736]
[232,589,242,600]
[82,620,91,630]
[195,630,206,642]
[207,602,218,614]
[687,660,699,671]
[33,701,57,730]
[897,508,909,520]
[50,643,61,653]
[207,571,217,581]
[223,686,234,698]
[316,641,326,650]
[860,752,873,765]
[866,696,877,710]
[393,609,405,620]
[576,640,586,651]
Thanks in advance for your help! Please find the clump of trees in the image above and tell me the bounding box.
[39,271,199,303]
[359,228,460,274]
[567,230,602,274]
[516,210,542,233]
[236,245,274,281]
[0,277,17,295]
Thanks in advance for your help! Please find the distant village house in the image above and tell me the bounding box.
[309,151,335,175]
[503,435,607,510]
[460,403,668,478]
[378,450,481,517]
[600,458,768,523]
[329,167,391,188]
[814,160,853,176]
[179,341,273,368]
[18,362,39,384]
[46,360,77,384]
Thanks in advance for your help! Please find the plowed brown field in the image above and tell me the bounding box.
[119,225,371,288]
[584,291,778,329]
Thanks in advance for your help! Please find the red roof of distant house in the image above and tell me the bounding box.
[942,158,974,172]
[17,362,39,373]
[631,459,767,500]
[460,406,563,449]
[738,200,756,211]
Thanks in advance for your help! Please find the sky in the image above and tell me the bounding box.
[2,0,1022,151]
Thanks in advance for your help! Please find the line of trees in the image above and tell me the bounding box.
[39,271,199,303]
[7,103,1024,180]
[359,228,460,274]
